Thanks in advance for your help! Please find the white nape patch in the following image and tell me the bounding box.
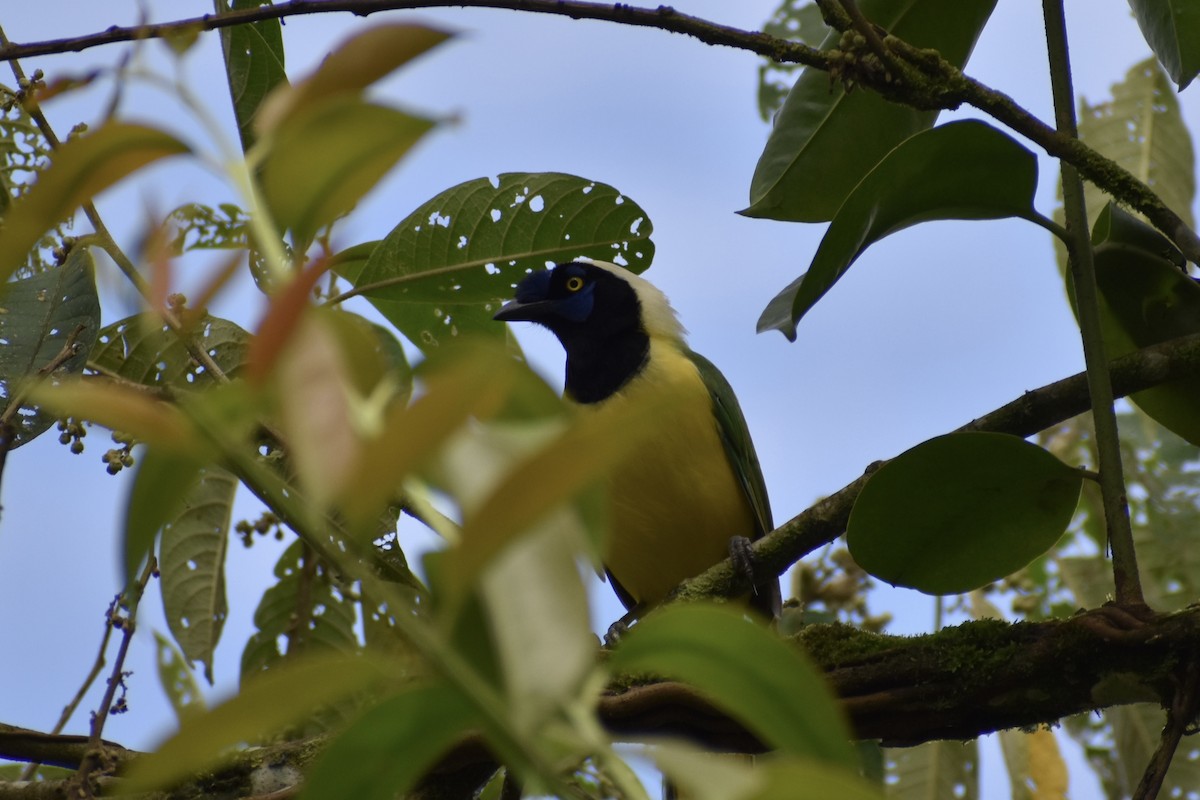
[582,259,687,343]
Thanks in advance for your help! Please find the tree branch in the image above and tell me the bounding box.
[674,331,1200,605]
[3,0,1197,261]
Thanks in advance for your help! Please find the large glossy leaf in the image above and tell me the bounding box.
[1129,0,1200,90]
[91,312,250,388]
[743,0,997,222]
[886,740,978,800]
[609,604,856,768]
[260,97,435,244]
[123,653,384,793]
[847,432,1082,595]
[1091,204,1200,445]
[300,681,480,800]
[337,173,654,352]
[217,0,286,152]
[0,246,99,447]
[758,120,1040,339]
[0,122,188,282]
[160,466,236,684]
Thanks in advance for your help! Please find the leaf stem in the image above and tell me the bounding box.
[1044,0,1142,605]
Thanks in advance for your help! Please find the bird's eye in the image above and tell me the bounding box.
[565,276,585,292]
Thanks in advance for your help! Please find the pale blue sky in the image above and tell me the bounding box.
[0,2,1190,796]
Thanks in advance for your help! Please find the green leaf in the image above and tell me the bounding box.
[124,448,205,589]
[0,246,99,447]
[336,173,654,352]
[609,604,856,768]
[656,745,883,800]
[757,120,1040,339]
[259,96,435,244]
[257,23,451,134]
[1129,0,1200,90]
[123,653,384,793]
[0,122,189,283]
[240,540,359,681]
[0,84,61,276]
[1111,704,1200,798]
[160,466,236,684]
[91,312,250,388]
[217,0,286,152]
[165,203,251,253]
[847,432,1082,595]
[743,0,997,222]
[885,740,978,800]
[1091,204,1200,445]
[300,681,480,800]
[153,631,208,724]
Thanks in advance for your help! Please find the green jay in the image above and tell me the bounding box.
[494,260,781,623]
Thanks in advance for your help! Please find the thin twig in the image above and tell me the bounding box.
[675,331,1200,605]
[1133,659,1200,800]
[1042,0,1142,606]
[70,558,157,796]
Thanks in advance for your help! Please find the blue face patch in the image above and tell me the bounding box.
[514,269,552,303]
[556,281,596,322]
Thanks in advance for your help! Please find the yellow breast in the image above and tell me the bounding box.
[585,340,756,608]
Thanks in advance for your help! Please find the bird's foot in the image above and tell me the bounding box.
[729,535,759,588]
[1072,600,1157,642]
[603,605,643,648]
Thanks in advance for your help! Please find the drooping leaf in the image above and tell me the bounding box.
[153,631,208,724]
[336,173,654,352]
[1129,0,1200,90]
[609,604,857,768]
[259,96,435,244]
[0,246,99,447]
[123,653,384,794]
[847,432,1082,595]
[240,540,360,681]
[886,740,978,800]
[160,466,237,684]
[757,120,1041,339]
[217,0,287,152]
[0,122,189,283]
[30,377,198,449]
[743,0,997,222]
[90,312,250,388]
[256,23,451,134]
[300,681,480,800]
[1091,204,1200,445]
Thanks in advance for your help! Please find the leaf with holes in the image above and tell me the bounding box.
[336,173,654,351]
[153,631,208,724]
[91,312,250,389]
[160,466,236,684]
[0,246,99,447]
[847,432,1082,595]
[0,123,188,282]
[241,540,359,682]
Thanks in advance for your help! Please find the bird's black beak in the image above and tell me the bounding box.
[493,297,548,323]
